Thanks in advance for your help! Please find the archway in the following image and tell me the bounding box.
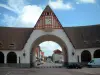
[30,35,68,67]
[0,52,4,63]
[94,49,100,58]
[81,50,91,62]
[7,52,17,63]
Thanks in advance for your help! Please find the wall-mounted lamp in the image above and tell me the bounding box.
[72,52,75,55]
[23,51,26,57]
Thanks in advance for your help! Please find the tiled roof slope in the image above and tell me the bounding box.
[64,24,100,49]
[0,24,100,50]
[0,27,33,50]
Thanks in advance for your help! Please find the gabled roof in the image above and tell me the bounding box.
[64,24,100,49]
[53,49,62,54]
[34,5,62,29]
[43,5,53,12]
[0,27,33,50]
[0,25,100,50]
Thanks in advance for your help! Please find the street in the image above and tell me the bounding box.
[0,64,100,75]
[37,62,63,68]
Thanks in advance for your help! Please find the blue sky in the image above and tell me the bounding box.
[0,0,100,27]
[0,0,100,56]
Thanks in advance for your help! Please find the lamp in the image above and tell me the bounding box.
[72,52,74,55]
[23,51,26,57]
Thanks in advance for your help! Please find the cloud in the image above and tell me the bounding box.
[14,5,42,27]
[48,0,73,10]
[20,5,42,26]
[76,0,96,4]
[39,41,62,56]
[1,0,43,27]
[0,4,17,13]
[2,14,16,27]
[7,0,26,14]
[0,0,27,14]
[0,0,73,27]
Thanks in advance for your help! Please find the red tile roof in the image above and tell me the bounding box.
[54,49,62,54]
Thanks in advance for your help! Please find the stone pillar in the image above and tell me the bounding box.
[17,56,19,63]
[90,50,94,60]
[4,54,7,64]
[79,54,81,62]
[77,55,80,63]
[33,55,36,67]
[62,46,68,67]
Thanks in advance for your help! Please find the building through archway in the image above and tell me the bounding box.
[30,35,68,67]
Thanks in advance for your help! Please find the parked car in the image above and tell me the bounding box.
[55,61,59,63]
[66,63,82,69]
[88,58,100,68]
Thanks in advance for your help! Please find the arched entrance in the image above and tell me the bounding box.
[30,35,68,67]
[7,52,17,63]
[81,50,91,62]
[94,49,100,58]
[0,52,4,63]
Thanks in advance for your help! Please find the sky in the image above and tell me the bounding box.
[39,41,62,56]
[0,0,100,56]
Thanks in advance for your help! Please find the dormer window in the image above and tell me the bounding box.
[96,40,100,43]
[84,41,88,44]
[0,43,2,46]
[9,43,14,47]
[0,42,3,48]
[9,43,15,49]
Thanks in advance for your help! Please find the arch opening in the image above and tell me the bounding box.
[30,35,68,67]
[39,41,63,64]
[7,52,17,63]
[94,50,100,58]
[81,50,91,62]
[0,52,4,63]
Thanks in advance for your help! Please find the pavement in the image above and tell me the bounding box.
[0,67,100,75]
[0,63,100,75]
[37,62,63,68]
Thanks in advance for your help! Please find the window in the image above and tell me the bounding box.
[96,40,100,43]
[90,60,94,63]
[84,40,88,44]
[47,12,49,15]
[0,42,3,48]
[9,43,16,49]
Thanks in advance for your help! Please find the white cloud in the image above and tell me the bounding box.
[0,0,73,27]
[0,4,17,13]
[14,5,42,27]
[48,0,73,10]
[39,41,62,56]
[76,0,96,4]
[21,5,42,25]
[1,0,43,27]
[0,0,26,14]
[8,0,26,14]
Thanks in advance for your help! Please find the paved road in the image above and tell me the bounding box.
[37,62,63,68]
[0,67,100,75]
